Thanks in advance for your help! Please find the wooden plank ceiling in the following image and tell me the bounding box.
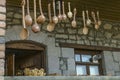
[7,0,120,22]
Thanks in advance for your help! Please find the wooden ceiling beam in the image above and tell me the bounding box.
[59,43,120,51]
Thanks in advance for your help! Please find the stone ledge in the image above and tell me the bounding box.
[4,76,120,80]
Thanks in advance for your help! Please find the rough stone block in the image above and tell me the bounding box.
[6,12,13,18]
[103,23,112,30]
[105,32,112,39]
[0,59,5,76]
[12,19,21,24]
[55,34,68,39]
[56,27,64,33]
[113,34,120,39]
[0,21,6,28]
[70,40,76,44]
[59,39,66,43]
[0,51,5,58]
[0,14,6,21]
[114,63,120,72]
[14,13,22,19]
[115,71,120,76]
[67,58,76,76]
[0,67,5,76]
[0,6,6,13]
[78,28,83,34]
[84,40,90,45]
[77,40,84,44]
[62,48,74,58]
[98,41,103,46]
[48,57,60,74]
[0,28,5,36]
[0,44,5,51]
[110,43,117,47]
[69,35,76,40]
[90,41,97,45]
[0,37,5,44]
[68,28,77,34]
[113,52,120,62]
[103,51,115,75]
[0,59,4,67]
[106,70,115,76]
[0,76,4,80]
[0,0,6,5]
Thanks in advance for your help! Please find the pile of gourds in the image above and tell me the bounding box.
[24,68,46,76]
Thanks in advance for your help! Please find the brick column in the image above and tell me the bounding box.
[0,0,6,76]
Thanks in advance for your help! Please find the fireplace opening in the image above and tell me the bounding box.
[5,40,47,76]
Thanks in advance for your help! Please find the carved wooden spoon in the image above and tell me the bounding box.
[97,11,101,26]
[71,8,77,28]
[52,0,58,24]
[57,1,62,21]
[20,0,29,40]
[32,0,40,33]
[86,10,91,26]
[62,1,67,20]
[37,0,46,24]
[91,11,99,29]
[25,0,32,26]
[82,10,88,35]
[47,3,55,32]
[67,2,73,18]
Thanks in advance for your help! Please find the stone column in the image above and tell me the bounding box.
[0,0,6,76]
[103,51,115,76]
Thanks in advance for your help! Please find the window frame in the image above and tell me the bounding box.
[75,49,103,76]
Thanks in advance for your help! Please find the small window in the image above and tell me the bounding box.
[75,54,81,61]
[75,49,103,76]
[76,65,87,75]
[89,66,99,75]
[81,55,91,62]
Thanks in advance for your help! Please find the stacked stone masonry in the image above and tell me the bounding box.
[0,0,6,77]
[6,6,120,48]
[5,5,120,76]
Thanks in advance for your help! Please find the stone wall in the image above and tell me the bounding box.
[6,6,76,75]
[0,0,6,77]
[54,21,120,48]
[5,5,120,76]
[103,51,120,76]
[6,6,120,48]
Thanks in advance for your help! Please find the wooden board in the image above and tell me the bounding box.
[6,0,120,22]
[6,54,15,76]
[59,42,120,51]
[6,40,45,51]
